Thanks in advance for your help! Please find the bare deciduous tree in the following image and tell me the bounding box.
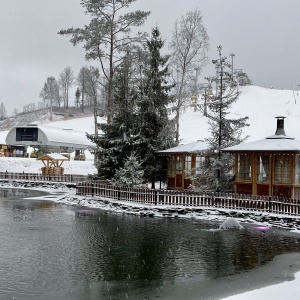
[76,66,89,113]
[84,66,101,139]
[59,66,74,109]
[169,9,210,143]
[39,77,61,120]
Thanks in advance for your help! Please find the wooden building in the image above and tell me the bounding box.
[159,140,208,190]
[38,153,69,175]
[223,117,300,199]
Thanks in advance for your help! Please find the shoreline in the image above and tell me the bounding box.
[3,179,300,231]
[214,252,300,299]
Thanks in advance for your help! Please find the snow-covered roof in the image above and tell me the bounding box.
[223,116,300,152]
[38,153,69,161]
[223,121,300,152]
[37,125,95,148]
[5,124,95,152]
[159,140,208,154]
[223,138,300,152]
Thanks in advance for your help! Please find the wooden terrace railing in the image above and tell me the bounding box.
[76,181,300,217]
[0,172,88,183]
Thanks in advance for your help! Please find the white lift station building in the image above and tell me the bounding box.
[5,124,95,154]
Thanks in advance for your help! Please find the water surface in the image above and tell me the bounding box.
[1,188,300,299]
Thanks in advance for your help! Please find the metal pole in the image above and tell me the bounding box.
[229,53,235,80]
[204,87,207,116]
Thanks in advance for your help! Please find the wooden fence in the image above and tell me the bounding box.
[0,172,88,183]
[76,181,300,216]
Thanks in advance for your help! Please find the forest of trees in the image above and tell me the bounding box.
[26,0,249,191]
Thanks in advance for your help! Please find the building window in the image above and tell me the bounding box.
[176,156,182,173]
[16,128,38,141]
[274,155,290,183]
[257,155,269,182]
[185,156,192,176]
[294,187,300,199]
[195,156,205,175]
[295,155,300,185]
[237,154,251,181]
[168,156,175,176]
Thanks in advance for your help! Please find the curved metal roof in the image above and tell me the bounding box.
[5,124,95,152]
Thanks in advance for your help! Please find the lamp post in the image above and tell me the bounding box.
[193,67,200,111]
[229,53,235,80]
[199,83,211,116]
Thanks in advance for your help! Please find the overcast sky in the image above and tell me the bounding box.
[1,0,300,115]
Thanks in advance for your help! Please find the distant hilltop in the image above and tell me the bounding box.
[0,105,95,132]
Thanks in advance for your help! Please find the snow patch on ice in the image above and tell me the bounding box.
[219,217,244,230]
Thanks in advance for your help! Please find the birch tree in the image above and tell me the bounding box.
[59,66,74,109]
[58,0,150,124]
[169,9,209,143]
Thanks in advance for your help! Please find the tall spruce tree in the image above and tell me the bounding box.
[136,27,175,188]
[88,29,176,185]
[193,45,249,192]
[88,53,138,179]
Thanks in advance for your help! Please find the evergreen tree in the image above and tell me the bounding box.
[135,27,175,188]
[88,53,139,179]
[0,102,7,121]
[75,88,81,107]
[192,45,249,192]
[88,29,176,186]
[111,152,144,187]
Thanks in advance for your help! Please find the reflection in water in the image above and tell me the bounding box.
[0,187,48,198]
[0,192,300,299]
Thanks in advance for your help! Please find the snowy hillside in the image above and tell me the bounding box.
[179,85,300,143]
[1,85,300,147]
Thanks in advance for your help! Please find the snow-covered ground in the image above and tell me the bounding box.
[2,85,300,299]
[223,273,300,300]
[0,156,97,175]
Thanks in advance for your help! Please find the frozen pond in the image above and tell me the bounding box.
[1,188,300,299]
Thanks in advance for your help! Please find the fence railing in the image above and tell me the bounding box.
[0,172,88,183]
[76,181,300,216]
